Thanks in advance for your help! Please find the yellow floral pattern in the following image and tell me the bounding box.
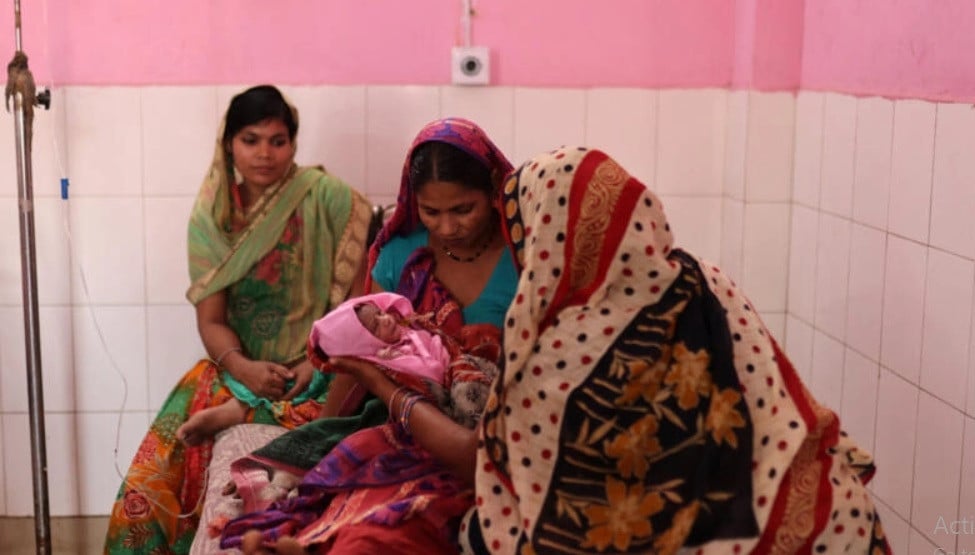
[664,343,712,410]
[582,477,665,552]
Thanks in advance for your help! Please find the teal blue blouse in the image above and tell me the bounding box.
[371,228,518,328]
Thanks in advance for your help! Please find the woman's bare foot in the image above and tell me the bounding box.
[241,530,309,554]
[176,399,248,446]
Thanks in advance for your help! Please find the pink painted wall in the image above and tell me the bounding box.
[1,0,735,87]
[801,0,975,101]
[2,0,974,101]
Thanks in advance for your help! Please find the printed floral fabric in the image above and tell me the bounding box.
[104,99,371,554]
[461,147,891,554]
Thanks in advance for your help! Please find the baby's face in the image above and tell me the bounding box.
[356,303,402,343]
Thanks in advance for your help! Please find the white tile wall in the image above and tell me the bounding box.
[959,419,975,553]
[810,330,844,410]
[440,86,516,160]
[512,88,587,165]
[929,102,975,260]
[144,196,196,304]
[655,89,725,196]
[818,93,857,218]
[0,86,972,553]
[744,92,794,202]
[851,97,893,230]
[911,392,964,549]
[845,223,886,360]
[365,86,441,197]
[813,212,851,340]
[880,235,927,384]
[840,348,878,453]
[585,88,657,185]
[920,250,973,410]
[873,368,919,518]
[792,91,824,208]
[888,99,936,243]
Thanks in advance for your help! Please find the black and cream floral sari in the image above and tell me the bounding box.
[461,147,890,555]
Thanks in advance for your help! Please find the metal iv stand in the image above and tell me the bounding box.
[9,0,53,553]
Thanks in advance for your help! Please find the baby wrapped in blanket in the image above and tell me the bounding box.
[215,293,502,551]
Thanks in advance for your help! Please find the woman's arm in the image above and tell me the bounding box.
[196,291,293,400]
[330,356,479,485]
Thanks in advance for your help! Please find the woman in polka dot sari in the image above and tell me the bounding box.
[458,146,891,554]
[279,146,892,555]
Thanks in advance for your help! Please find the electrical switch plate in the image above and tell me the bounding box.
[451,46,490,85]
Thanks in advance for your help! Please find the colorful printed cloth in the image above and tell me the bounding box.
[459,147,891,554]
[104,102,372,554]
[218,298,502,552]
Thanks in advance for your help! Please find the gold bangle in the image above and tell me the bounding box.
[214,346,242,367]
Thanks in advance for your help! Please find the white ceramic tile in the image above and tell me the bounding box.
[787,205,818,322]
[744,92,795,203]
[0,415,5,513]
[723,90,748,200]
[958,418,975,553]
[784,315,815,384]
[0,196,72,307]
[147,304,205,411]
[912,392,964,549]
[0,198,21,305]
[810,331,844,411]
[655,89,726,196]
[65,87,143,197]
[845,224,887,361]
[852,97,893,230]
[145,196,196,304]
[512,88,587,165]
[25,87,69,200]
[969,305,975,418]
[819,93,857,218]
[282,85,368,192]
[33,198,73,305]
[909,526,945,555]
[40,412,81,515]
[880,236,927,384]
[74,411,149,515]
[585,88,656,184]
[141,86,219,197]
[441,86,516,161]
[874,500,910,554]
[658,196,722,263]
[72,306,148,412]
[813,213,851,340]
[872,368,919,518]
[68,198,146,305]
[888,99,936,243]
[741,203,790,313]
[0,306,75,414]
[920,249,973,411]
[760,312,785,343]
[929,102,975,259]
[2,414,32,514]
[365,86,441,198]
[792,92,825,208]
[720,198,744,281]
[840,348,879,453]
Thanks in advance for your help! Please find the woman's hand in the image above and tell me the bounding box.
[233,359,294,401]
[327,356,391,396]
[282,360,316,401]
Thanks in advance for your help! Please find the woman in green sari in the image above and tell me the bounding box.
[103,85,373,554]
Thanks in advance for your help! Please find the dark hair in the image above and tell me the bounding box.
[409,141,494,194]
[222,85,298,146]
